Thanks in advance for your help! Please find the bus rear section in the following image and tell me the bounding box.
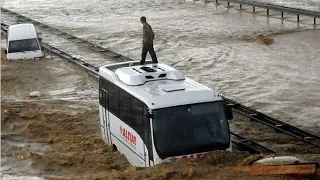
[6,23,44,60]
[98,61,232,167]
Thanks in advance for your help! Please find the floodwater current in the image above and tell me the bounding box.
[1,0,320,179]
[1,0,320,135]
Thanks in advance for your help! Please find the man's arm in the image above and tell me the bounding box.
[146,25,154,43]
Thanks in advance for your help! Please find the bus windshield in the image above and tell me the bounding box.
[8,38,40,53]
[152,101,230,159]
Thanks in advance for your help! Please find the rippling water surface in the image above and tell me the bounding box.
[1,0,319,131]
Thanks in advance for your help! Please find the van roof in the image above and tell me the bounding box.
[8,23,38,41]
[99,61,223,109]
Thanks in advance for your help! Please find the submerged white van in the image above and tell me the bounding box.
[6,23,44,60]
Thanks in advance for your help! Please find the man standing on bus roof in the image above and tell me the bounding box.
[140,16,158,65]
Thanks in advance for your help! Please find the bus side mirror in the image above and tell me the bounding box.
[38,38,43,43]
[4,50,7,54]
[225,104,233,120]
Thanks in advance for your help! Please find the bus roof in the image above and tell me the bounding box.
[99,61,223,109]
[8,23,38,41]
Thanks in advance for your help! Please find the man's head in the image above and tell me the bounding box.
[140,16,146,24]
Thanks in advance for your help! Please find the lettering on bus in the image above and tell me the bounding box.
[120,126,136,147]
[169,153,207,162]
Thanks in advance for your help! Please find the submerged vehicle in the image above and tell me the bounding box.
[5,23,44,60]
[99,61,233,167]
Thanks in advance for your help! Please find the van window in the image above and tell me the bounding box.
[8,38,40,53]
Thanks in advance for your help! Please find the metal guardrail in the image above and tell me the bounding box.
[209,0,319,24]
[231,132,275,154]
[218,0,320,17]
[224,97,320,148]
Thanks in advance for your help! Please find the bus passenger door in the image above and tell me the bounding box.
[101,88,111,145]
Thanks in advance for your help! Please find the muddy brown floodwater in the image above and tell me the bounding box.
[1,49,319,179]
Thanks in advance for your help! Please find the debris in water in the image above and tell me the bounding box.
[249,34,274,45]
[254,156,302,165]
[29,91,41,97]
[17,155,24,160]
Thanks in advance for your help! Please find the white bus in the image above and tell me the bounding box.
[5,23,44,60]
[99,61,232,167]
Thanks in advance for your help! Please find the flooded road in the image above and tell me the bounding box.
[1,0,320,179]
[2,52,303,180]
[2,0,319,134]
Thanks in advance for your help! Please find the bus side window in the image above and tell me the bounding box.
[119,89,131,125]
[131,98,143,132]
[109,83,120,116]
[99,78,109,108]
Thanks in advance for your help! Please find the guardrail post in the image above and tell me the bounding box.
[314,17,316,25]
[281,12,284,18]
[267,9,269,15]
[253,6,255,12]
[240,4,242,9]
[227,2,230,7]
[297,14,300,22]
[216,0,218,4]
